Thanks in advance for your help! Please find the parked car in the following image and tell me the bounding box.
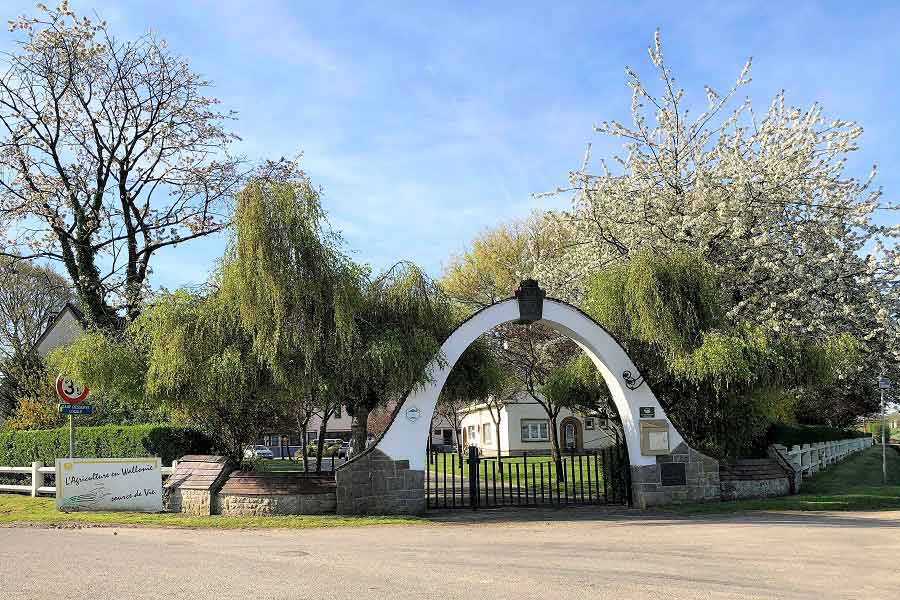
[244,445,274,459]
[338,441,351,458]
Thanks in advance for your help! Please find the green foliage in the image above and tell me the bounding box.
[300,443,341,458]
[0,424,213,466]
[441,338,502,406]
[45,328,167,426]
[584,251,865,459]
[539,356,608,415]
[766,423,870,448]
[222,170,361,391]
[346,262,454,414]
[136,289,285,462]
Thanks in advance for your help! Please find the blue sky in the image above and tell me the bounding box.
[6,1,900,290]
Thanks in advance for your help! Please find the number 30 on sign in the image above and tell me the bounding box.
[55,375,90,404]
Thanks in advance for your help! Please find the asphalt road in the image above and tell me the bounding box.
[2,508,898,600]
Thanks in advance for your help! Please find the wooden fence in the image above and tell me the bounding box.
[771,437,874,479]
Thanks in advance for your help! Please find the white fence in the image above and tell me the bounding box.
[0,462,175,497]
[772,437,874,480]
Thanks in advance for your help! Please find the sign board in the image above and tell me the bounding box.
[639,419,670,456]
[639,406,655,418]
[661,463,687,486]
[59,403,93,415]
[879,376,891,390]
[56,458,163,513]
[55,375,90,404]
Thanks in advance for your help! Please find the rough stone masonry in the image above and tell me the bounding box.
[335,448,425,515]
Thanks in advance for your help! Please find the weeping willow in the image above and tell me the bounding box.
[584,251,865,459]
[221,169,362,392]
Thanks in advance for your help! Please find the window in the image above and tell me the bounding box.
[521,420,549,442]
[585,417,595,431]
[467,425,477,443]
[482,423,492,444]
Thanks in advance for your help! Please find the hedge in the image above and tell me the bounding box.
[0,424,214,466]
[767,423,870,448]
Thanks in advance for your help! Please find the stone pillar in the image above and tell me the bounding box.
[335,448,425,515]
[630,442,720,508]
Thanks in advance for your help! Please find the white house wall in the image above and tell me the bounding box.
[460,401,618,455]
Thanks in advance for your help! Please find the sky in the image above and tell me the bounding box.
[4,0,900,291]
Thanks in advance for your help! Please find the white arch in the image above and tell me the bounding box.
[376,298,684,470]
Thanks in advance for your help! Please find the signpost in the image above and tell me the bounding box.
[879,376,890,485]
[55,375,91,459]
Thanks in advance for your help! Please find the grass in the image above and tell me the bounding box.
[666,445,900,515]
[254,457,345,472]
[0,495,424,529]
[427,452,622,497]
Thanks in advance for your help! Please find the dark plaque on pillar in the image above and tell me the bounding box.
[660,463,686,487]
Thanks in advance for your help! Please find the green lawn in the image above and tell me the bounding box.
[0,495,423,529]
[667,445,900,514]
[254,457,345,472]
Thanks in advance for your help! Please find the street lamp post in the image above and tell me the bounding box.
[878,376,890,485]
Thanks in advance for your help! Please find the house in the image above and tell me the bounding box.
[454,394,619,457]
[260,405,456,458]
[34,302,86,357]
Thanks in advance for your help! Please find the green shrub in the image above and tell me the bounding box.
[300,443,341,458]
[0,424,214,466]
[767,423,870,448]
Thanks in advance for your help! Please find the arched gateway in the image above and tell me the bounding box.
[336,281,720,514]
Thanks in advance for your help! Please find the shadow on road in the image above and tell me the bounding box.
[426,504,900,529]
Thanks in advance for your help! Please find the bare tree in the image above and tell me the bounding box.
[496,323,579,476]
[435,391,468,465]
[0,3,242,328]
[483,372,521,460]
[0,257,71,416]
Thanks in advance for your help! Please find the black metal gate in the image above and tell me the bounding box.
[426,445,631,510]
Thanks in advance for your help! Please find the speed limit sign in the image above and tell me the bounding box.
[55,374,90,404]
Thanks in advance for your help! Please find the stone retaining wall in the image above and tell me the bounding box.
[631,442,720,508]
[720,477,790,501]
[218,492,336,516]
[335,448,425,515]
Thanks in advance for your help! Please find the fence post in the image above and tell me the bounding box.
[31,461,43,497]
[467,445,479,510]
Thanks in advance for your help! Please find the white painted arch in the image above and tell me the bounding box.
[376,298,684,471]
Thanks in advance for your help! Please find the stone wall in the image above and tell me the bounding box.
[720,477,790,501]
[630,442,720,508]
[335,448,425,515]
[218,492,336,516]
[165,488,215,516]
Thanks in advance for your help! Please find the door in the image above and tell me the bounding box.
[565,423,576,450]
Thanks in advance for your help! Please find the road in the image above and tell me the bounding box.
[2,508,898,599]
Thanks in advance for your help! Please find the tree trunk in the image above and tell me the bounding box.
[549,414,564,482]
[351,405,370,458]
[298,415,311,472]
[315,410,333,473]
[495,420,503,461]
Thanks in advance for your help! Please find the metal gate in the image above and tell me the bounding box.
[426,445,631,510]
